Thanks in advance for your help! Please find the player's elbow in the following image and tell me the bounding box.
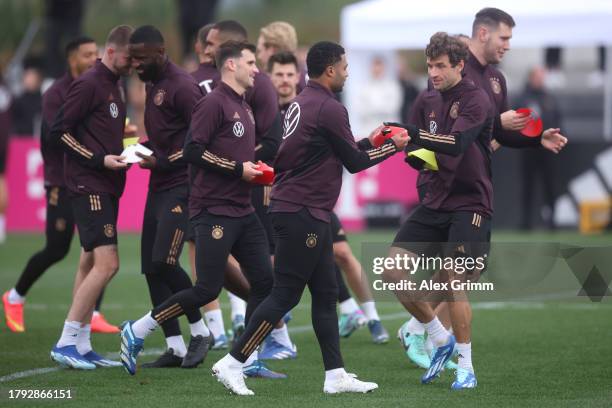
[447,147,463,157]
[182,144,200,163]
[344,162,364,174]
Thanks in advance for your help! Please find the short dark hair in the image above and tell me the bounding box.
[129,25,164,45]
[106,25,134,47]
[425,32,469,67]
[472,8,516,37]
[216,40,256,69]
[267,51,298,73]
[197,23,215,45]
[213,20,248,41]
[306,41,344,78]
[65,36,96,58]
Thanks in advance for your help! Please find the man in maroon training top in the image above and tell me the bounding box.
[49,25,133,370]
[191,21,289,377]
[384,32,494,390]
[212,41,409,396]
[398,8,568,373]
[2,37,119,335]
[127,24,214,370]
[120,41,276,380]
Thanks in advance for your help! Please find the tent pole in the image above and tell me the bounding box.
[604,45,612,140]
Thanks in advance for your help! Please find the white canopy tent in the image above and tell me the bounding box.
[340,0,612,139]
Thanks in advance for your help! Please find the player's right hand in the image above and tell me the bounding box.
[367,125,384,145]
[501,110,530,131]
[104,155,128,170]
[390,129,410,150]
[136,152,157,169]
[241,161,263,182]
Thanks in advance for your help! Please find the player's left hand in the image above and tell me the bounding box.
[136,152,157,169]
[541,128,567,154]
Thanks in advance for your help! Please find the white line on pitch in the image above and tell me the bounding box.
[0,297,606,383]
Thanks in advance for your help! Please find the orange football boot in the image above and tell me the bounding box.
[3,291,25,332]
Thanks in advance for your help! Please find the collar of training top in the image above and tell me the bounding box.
[441,77,471,100]
[305,80,334,97]
[95,59,120,82]
[467,50,487,73]
[218,80,245,102]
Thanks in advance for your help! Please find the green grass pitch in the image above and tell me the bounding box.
[0,231,611,407]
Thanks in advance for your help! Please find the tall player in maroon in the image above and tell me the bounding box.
[127,25,214,370]
[213,41,408,396]
[398,8,568,372]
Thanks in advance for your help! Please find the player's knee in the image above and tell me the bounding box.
[43,245,70,263]
[151,260,175,276]
[382,267,404,285]
[193,279,222,304]
[333,244,352,266]
[250,276,273,298]
[311,290,337,312]
[270,287,301,310]
[96,257,119,279]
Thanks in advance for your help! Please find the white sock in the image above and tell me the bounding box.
[166,335,187,357]
[8,288,25,304]
[76,324,92,355]
[425,336,434,355]
[456,342,473,372]
[360,301,380,321]
[324,367,347,383]
[131,312,158,339]
[339,298,360,315]
[56,320,81,347]
[0,215,5,243]
[407,316,425,335]
[189,319,210,337]
[205,309,226,339]
[244,349,258,366]
[228,292,246,320]
[270,324,293,349]
[424,317,450,348]
[219,353,243,369]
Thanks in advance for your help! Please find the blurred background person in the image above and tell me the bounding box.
[256,21,298,71]
[11,63,43,137]
[256,21,308,90]
[357,56,402,134]
[515,66,563,230]
[397,58,420,124]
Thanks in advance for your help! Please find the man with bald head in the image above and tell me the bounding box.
[128,25,212,370]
